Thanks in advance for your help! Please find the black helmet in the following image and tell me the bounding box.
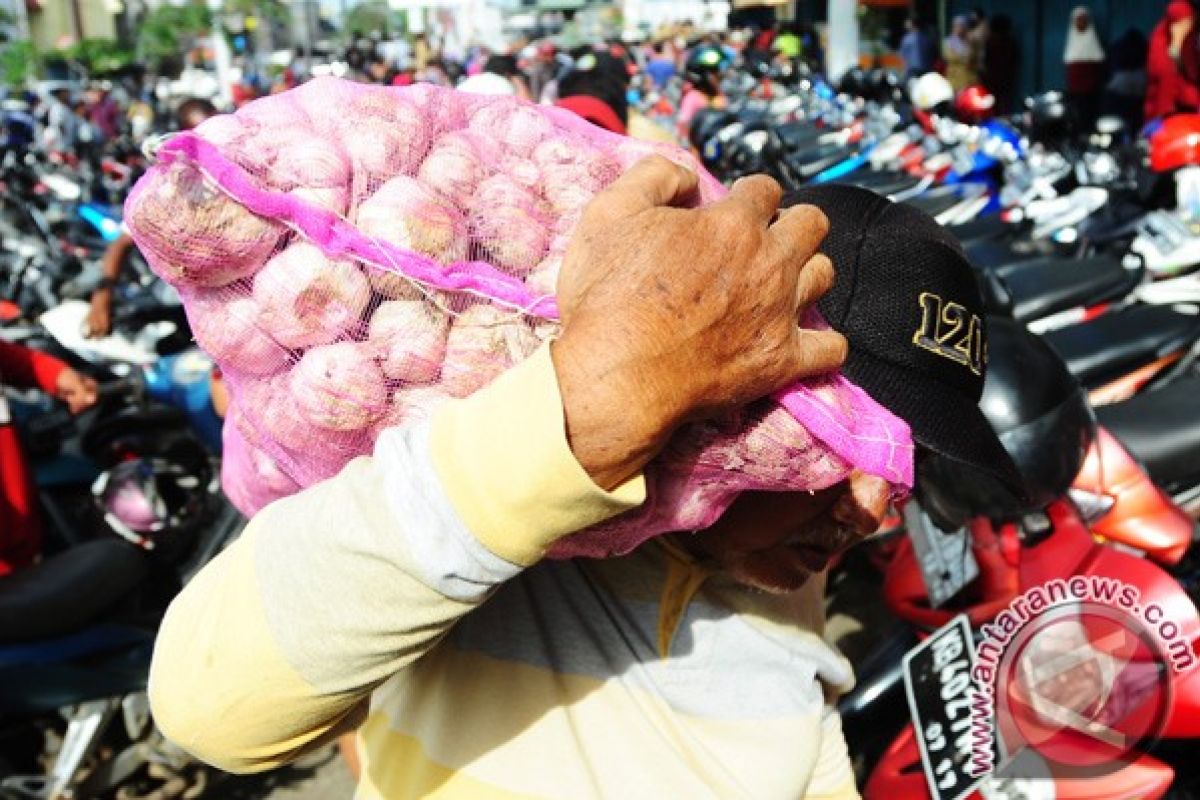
[769,59,808,86]
[83,405,214,554]
[838,66,867,97]
[1026,91,1073,143]
[684,45,727,87]
[93,449,211,553]
[864,68,901,103]
[688,107,736,153]
[918,316,1096,528]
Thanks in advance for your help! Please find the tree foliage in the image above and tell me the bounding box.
[0,40,37,87]
[136,1,213,64]
[345,1,403,38]
[49,37,136,75]
[233,0,289,24]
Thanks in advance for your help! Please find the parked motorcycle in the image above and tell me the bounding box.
[845,318,1200,798]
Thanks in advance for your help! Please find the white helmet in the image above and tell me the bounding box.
[910,72,954,111]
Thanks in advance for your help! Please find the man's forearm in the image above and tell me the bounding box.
[551,336,677,491]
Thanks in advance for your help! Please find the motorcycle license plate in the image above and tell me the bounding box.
[903,614,988,800]
[904,503,979,608]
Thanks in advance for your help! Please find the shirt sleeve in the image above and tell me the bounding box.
[0,341,67,394]
[148,343,646,773]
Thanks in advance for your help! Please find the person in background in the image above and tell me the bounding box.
[0,341,97,576]
[1105,28,1148,129]
[127,91,155,142]
[413,33,431,73]
[556,52,630,136]
[458,55,529,99]
[1,96,37,152]
[464,46,489,77]
[292,47,311,84]
[89,83,121,144]
[774,22,803,63]
[1146,1,1199,119]
[554,51,675,143]
[797,22,824,72]
[527,41,560,101]
[645,41,677,90]
[271,68,299,95]
[72,99,99,166]
[944,15,978,92]
[751,25,777,55]
[43,88,79,153]
[677,44,727,141]
[967,9,989,81]
[982,14,1019,115]
[345,41,369,81]
[87,98,218,340]
[737,27,772,79]
[417,59,454,88]
[366,53,396,85]
[900,16,936,80]
[1064,6,1107,130]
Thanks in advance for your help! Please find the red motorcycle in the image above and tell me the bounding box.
[870,499,1200,800]
[855,318,1200,799]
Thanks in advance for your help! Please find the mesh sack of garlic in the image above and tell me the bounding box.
[125,77,914,559]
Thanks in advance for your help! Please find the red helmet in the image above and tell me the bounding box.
[955,85,995,122]
[1150,113,1200,172]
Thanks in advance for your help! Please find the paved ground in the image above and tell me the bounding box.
[197,746,356,800]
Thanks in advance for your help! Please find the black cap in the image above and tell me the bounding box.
[783,184,1024,494]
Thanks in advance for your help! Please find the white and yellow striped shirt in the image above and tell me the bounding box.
[149,344,860,799]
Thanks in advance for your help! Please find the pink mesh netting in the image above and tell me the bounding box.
[124,77,915,560]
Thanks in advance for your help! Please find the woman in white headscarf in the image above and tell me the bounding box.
[1064,6,1106,128]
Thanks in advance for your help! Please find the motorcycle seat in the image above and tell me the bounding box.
[1096,375,1200,488]
[966,238,1055,270]
[837,170,921,196]
[964,239,1032,271]
[948,215,1015,246]
[776,121,825,152]
[988,256,1142,323]
[1077,196,1148,245]
[0,539,147,644]
[785,143,858,180]
[1043,305,1200,389]
[81,403,189,465]
[901,185,969,219]
[0,625,153,714]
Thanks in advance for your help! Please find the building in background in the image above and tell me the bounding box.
[792,0,1166,101]
[940,0,1159,101]
[625,0,731,37]
[25,0,117,50]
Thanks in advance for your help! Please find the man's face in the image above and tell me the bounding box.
[683,472,891,593]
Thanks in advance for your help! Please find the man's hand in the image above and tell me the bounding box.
[55,367,99,414]
[87,290,113,338]
[552,156,846,489]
